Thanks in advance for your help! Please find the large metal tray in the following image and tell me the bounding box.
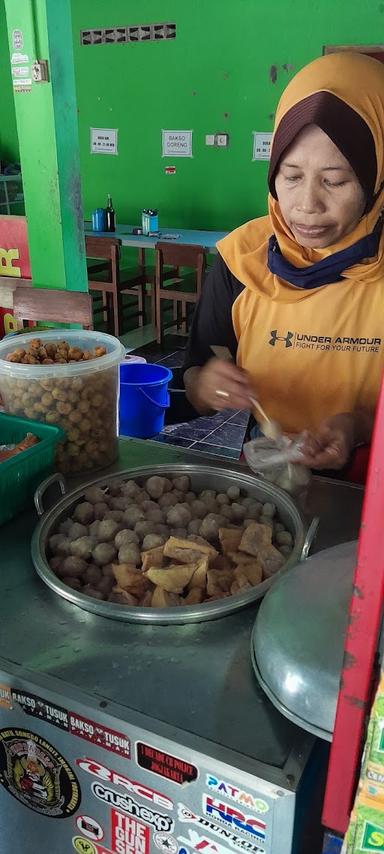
[31,463,316,625]
[251,540,356,740]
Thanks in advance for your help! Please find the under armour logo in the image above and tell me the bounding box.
[269,330,294,348]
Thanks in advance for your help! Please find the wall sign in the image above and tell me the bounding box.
[162,130,193,158]
[12,29,24,50]
[252,132,272,161]
[90,128,118,155]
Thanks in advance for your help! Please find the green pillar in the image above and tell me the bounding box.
[4,0,87,292]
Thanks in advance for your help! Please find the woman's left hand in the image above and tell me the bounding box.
[299,413,358,470]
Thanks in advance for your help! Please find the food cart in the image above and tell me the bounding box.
[0,437,364,854]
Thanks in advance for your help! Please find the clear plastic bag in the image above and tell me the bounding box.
[243,434,311,497]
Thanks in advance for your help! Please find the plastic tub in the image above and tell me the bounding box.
[119,362,172,438]
[0,330,125,476]
[0,412,64,525]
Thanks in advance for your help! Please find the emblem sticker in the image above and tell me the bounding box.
[0,728,81,818]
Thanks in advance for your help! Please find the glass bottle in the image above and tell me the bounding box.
[106,194,116,232]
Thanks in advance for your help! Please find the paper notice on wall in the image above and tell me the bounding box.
[162,130,193,157]
[252,132,272,161]
[90,128,118,155]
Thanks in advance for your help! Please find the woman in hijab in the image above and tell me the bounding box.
[183,51,384,473]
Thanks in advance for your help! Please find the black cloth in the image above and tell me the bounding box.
[183,254,244,371]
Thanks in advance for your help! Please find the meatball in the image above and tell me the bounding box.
[70,536,94,560]
[73,501,94,524]
[145,476,167,499]
[92,542,117,566]
[115,529,139,549]
[118,543,141,565]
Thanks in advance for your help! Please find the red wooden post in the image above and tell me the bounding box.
[322,376,384,833]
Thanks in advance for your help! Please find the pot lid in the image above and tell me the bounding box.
[251,540,357,740]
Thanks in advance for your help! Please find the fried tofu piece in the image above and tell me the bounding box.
[218,527,243,554]
[235,560,263,586]
[210,553,233,572]
[152,586,182,608]
[164,536,217,564]
[110,586,138,606]
[140,590,153,607]
[112,563,140,587]
[258,544,285,578]
[206,568,234,596]
[112,564,150,598]
[230,576,253,595]
[228,550,256,566]
[187,535,218,560]
[145,563,196,593]
[187,556,209,590]
[141,546,165,572]
[239,522,272,556]
[183,587,204,605]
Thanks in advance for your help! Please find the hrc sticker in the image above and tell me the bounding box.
[203,796,266,842]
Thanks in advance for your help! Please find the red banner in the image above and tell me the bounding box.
[0,215,31,279]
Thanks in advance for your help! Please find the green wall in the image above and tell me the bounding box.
[2,0,384,230]
[0,0,19,164]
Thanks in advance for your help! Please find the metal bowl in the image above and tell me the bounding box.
[31,463,316,625]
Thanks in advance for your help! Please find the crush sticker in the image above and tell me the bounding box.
[136,742,198,786]
[111,808,150,854]
[91,782,174,832]
[0,728,81,817]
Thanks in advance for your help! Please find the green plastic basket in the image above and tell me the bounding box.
[0,412,64,526]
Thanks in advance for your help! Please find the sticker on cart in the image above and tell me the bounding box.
[178,829,234,854]
[76,757,173,810]
[178,805,265,854]
[73,838,97,854]
[11,688,69,731]
[0,728,81,818]
[91,783,174,832]
[154,832,178,853]
[202,796,266,843]
[136,742,198,786]
[0,684,12,709]
[69,712,131,759]
[111,808,150,853]
[76,813,104,841]
[206,775,269,814]
[73,840,113,854]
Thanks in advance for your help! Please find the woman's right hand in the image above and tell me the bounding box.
[185,359,253,413]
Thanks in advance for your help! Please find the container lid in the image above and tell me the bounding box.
[251,540,356,740]
[0,329,125,379]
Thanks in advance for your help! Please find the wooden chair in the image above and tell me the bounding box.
[86,236,153,336]
[13,287,93,328]
[154,242,206,344]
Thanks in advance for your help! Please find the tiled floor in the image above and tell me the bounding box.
[121,335,250,460]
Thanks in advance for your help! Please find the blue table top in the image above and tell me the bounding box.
[84,222,228,251]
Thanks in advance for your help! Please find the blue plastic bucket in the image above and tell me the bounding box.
[119,362,173,438]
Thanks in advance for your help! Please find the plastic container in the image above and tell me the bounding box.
[91,208,106,231]
[0,330,125,476]
[119,362,172,438]
[0,412,64,525]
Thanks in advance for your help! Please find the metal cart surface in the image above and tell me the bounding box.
[0,439,363,854]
